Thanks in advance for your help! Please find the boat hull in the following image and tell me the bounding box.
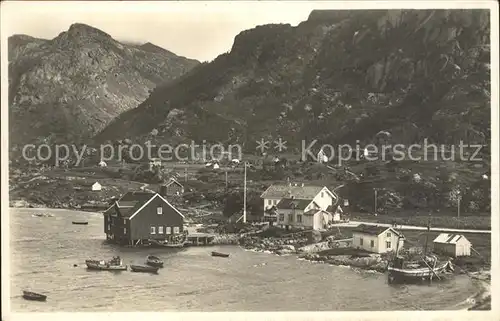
[211,251,230,258]
[72,222,88,225]
[23,291,47,302]
[130,265,159,273]
[85,260,127,271]
[387,261,452,284]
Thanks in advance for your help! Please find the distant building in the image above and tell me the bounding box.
[261,183,338,230]
[351,225,405,254]
[103,189,185,246]
[317,149,328,163]
[92,182,102,191]
[161,178,184,196]
[149,158,162,170]
[432,233,472,257]
[326,204,344,222]
[98,161,107,167]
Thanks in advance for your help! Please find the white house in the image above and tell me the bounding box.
[98,161,107,167]
[432,233,472,257]
[351,225,405,254]
[317,149,328,163]
[149,158,162,170]
[92,182,102,191]
[261,183,338,213]
[261,183,338,230]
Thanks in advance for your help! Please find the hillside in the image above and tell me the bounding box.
[8,23,200,147]
[96,10,490,152]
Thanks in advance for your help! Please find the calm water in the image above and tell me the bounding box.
[10,208,478,311]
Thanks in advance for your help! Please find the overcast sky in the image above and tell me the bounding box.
[1,1,332,62]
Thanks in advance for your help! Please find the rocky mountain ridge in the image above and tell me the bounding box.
[8,23,199,147]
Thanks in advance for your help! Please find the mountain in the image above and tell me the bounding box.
[96,10,490,155]
[8,23,199,147]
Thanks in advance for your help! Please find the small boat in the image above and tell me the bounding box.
[211,251,230,258]
[387,257,453,284]
[149,237,186,248]
[146,255,164,267]
[72,221,88,225]
[86,256,127,271]
[22,291,47,302]
[130,265,159,273]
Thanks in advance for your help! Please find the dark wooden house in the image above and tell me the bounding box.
[103,190,185,246]
[162,178,184,196]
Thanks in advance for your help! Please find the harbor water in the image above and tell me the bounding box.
[9,208,479,311]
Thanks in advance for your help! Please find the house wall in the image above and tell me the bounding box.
[352,232,380,253]
[276,208,305,228]
[311,187,334,210]
[433,240,471,257]
[377,230,404,254]
[129,196,184,240]
[352,229,404,254]
[166,184,184,195]
[312,212,331,230]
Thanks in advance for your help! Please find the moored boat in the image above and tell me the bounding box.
[211,251,230,258]
[130,265,159,273]
[146,255,164,267]
[72,221,88,225]
[387,256,454,284]
[85,256,127,271]
[22,291,47,302]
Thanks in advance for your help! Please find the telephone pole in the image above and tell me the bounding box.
[243,162,247,223]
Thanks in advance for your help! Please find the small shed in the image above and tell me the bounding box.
[92,182,102,191]
[432,233,471,257]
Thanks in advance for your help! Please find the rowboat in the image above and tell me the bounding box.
[211,251,230,258]
[149,238,186,248]
[72,221,88,225]
[146,255,164,268]
[86,256,127,271]
[130,265,159,273]
[22,291,47,301]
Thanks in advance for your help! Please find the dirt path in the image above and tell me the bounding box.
[334,221,491,234]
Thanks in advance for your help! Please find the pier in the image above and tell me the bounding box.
[187,233,216,246]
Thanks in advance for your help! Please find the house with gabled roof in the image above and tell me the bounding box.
[161,177,184,196]
[262,183,338,230]
[352,224,405,254]
[103,189,184,246]
[432,233,471,257]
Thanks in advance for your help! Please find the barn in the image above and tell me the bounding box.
[432,233,472,257]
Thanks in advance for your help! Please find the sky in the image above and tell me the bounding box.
[0,1,333,62]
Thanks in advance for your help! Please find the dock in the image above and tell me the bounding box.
[187,233,216,246]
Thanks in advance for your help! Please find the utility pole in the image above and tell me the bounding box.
[374,188,378,214]
[243,162,247,223]
[225,171,228,190]
[184,168,188,183]
[424,212,431,255]
[457,192,461,218]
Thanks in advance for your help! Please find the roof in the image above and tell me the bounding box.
[261,184,331,200]
[276,198,315,210]
[352,224,404,237]
[433,233,470,244]
[165,178,183,188]
[103,191,184,220]
[303,209,329,216]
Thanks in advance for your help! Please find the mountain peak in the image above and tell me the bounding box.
[66,23,112,40]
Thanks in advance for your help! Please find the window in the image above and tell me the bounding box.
[150,226,156,234]
[288,214,294,222]
[360,238,364,246]
[157,207,163,215]
[268,200,272,205]
[123,228,127,234]
[123,219,126,224]
[279,214,284,221]
[386,241,391,249]
[387,232,391,238]
[370,240,374,247]
[297,215,302,223]
[166,227,171,234]
[107,224,110,231]
[174,226,180,234]
[159,226,164,234]
[321,192,324,198]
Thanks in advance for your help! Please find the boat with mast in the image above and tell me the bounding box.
[387,213,454,284]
